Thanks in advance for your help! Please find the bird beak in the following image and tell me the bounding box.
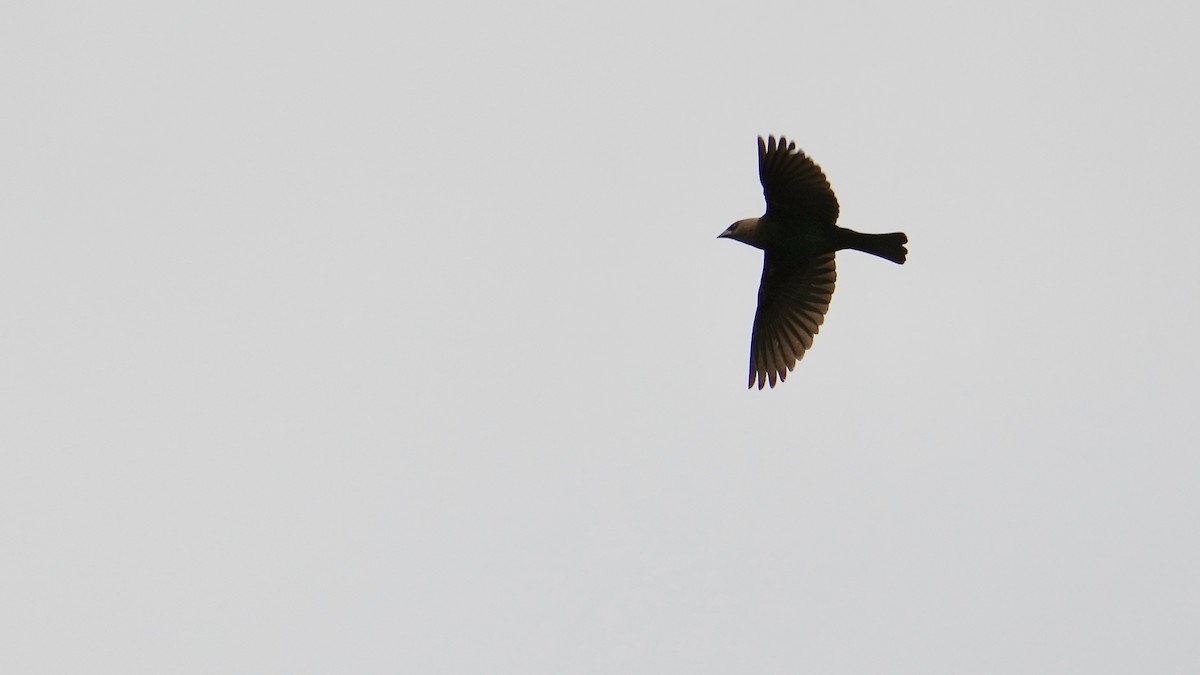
[717,228,732,239]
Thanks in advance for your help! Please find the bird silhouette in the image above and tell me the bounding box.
[719,136,907,389]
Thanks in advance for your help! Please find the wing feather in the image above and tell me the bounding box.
[757,135,840,226]
[748,252,837,389]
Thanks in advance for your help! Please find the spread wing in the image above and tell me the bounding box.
[758,136,840,226]
[748,251,837,389]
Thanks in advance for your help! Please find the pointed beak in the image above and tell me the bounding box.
[717,228,732,239]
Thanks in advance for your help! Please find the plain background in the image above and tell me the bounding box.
[3,1,1198,673]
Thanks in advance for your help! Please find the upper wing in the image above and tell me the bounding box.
[748,251,837,389]
[758,136,840,226]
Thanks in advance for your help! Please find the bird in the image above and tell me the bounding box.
[719,136,907,389]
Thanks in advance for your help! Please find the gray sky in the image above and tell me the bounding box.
[3,1,1199,673]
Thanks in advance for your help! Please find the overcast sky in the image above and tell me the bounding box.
[3,1,1199,673]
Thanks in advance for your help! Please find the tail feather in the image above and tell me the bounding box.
[838,229,908,264]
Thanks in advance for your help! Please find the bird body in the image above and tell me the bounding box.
[719,136,907,388]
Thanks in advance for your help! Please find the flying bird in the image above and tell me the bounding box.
[719,136,907,389]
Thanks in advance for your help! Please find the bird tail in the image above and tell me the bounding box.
[838,229,908,264]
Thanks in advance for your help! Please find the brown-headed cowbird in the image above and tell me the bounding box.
[719,136,907,389]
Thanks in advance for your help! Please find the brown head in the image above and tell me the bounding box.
[718,218,765,249]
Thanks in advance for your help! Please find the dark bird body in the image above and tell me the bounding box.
[719,136,907,389]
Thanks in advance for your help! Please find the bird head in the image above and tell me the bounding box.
[718,218,763,248]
